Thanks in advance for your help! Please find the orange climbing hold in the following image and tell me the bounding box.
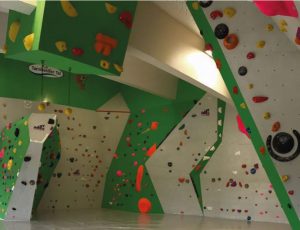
[136,165,144,192]
[272,122,281,132]
[215,59,222,69]
[95,33,118,56]
[146,144,157,157]
[223,34,239,50]
[138,198,152,213]
[259,146,265,154]
[150,122,159,130]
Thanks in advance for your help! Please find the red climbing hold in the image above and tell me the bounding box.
[116,170,123,177]
[247,52,255,59]
[146,144,157,157]
[215,59,222,69]
[138,198,152,213]
[120,11,133,29]
[178,177,185,183]
[233,86,238,94]
[150,121,159,130]
[252,96,268,103]
[272,122,281,132]
[72,47,84,56]
[259,146,265,154]
[288,190,294,195]
[205,43,213,51]
[236,115,250,139]
[210,10,223,20]
[136,165,144,192]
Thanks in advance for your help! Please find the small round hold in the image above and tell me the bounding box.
[247,216,251,221]
[250,168,256,174]
[238,66,247,76]
[247,52,255,59]
[199,1,213,8]
[223,34,239,50]
[24,156,31,162]
[29,180,35,185]
[214,23,229,39]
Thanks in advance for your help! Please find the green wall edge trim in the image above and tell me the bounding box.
[187,2,300,229]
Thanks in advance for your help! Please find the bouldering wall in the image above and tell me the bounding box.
[0,96,129,212]
[5,1,137,76]
[4,113,58,221]
[102,80,206,213]
[201,105,287,223]
[146,94,224,215]
[188,1,300,228]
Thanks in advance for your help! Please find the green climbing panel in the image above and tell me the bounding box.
[32,126,61,210]
[0,116,30,219]
[5,1,137,76]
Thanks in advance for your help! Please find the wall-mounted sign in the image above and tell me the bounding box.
[29,64,63,78]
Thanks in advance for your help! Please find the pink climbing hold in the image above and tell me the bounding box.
[0,148,4,158]
[253,1,298,18]
[116,170,123,177]
[236,115,250,139]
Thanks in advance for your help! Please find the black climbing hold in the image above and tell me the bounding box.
[273,132,294,154]
[199,1,213,8]
[21,181,27,186]
[12,207,16,211]
[238,66,248,76]
[29,180,35,185]
[179,124,185,130]
[247,216,251,221]
[14,128,20,137]
[214,23,229,39]
[167,162,173,167]
[24,156,31,162]
[44,183,49,189]
[48,118,55,124]
[288,203,292,209]
[250,168,256,174]
[57,173,62,178]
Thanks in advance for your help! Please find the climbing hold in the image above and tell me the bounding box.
[7,159,13,170]
[0,149,4,158]
[273,132,294,154]
[146,144,157,157]
[64,108,72,116]
[250,168,256,174]
[210,10,223,20]
[192,2,199,10]
[256,40,266,48]
[14,128,20,137]
[223,34,239,50]
[215,59,221,69]
[233,86,238,94]
[223,7,236,18]
[119,11,133,29]
[150,121,159,130]
[279,19,288,32]
[263,112,271,120]
[288,190,294,195]
[116,170,123,177]
[248,84,253,89]
[236,115,250,139]
[136,165,144,192]
[55,41,67,52]
[214,23,229,39]
[178,177,185,183]
[8,20,21,42]
[281,175,289,182]
[138,198,152,213]
[105,2,117,14]
[199,1,212,8]
[23,33,34,51]
[247,216,251,222]
[60,0,78,17]
[113,64,123,73]
[246,52,255,59]
[24,156,31,162]
[72,47,84,56]
[266,24,274,32]
[238,66,247,76]
[95,33,118,56]
[240,103,246,109]
[252,96,268,103]
[295,27,300,45]
[272,122,281,132]
[259,146,265,154]
[21,181,27,186]
[37,103,46,112]
[100,60,110,70]
[205,43,213,51]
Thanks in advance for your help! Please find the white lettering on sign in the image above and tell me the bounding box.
[29,64,63,78]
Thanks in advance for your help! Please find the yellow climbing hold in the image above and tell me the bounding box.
[192,2,199,10]
[279,19,288,32]
[18,140,22,146]
[256,40,266,48]
[55,41,67,52]
[13,148,17,154]
[263,112,271,120]
[64,108,72,116]
[100,60,110,70]
[7,159,13,170]
[281,175,289,182]
[37,103,46,112]
[8,20,21,42]
[60,0,78,17]
[266,24,274,32]
[23,33,34,51]
[248,83,253,89]
[240,103,247,109]
[105,2,117,14]
[223,7,236,18]
[113,64,123,73]
[24,120,28,126]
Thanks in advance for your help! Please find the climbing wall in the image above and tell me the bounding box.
[5,113,58,221]
[0,96,129,212]
[102,81,206,214]
[5,1,137,75]
[0,115,30,219]
[146,94,219,215]
[188,1,300,228]
[201,105,287,223]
